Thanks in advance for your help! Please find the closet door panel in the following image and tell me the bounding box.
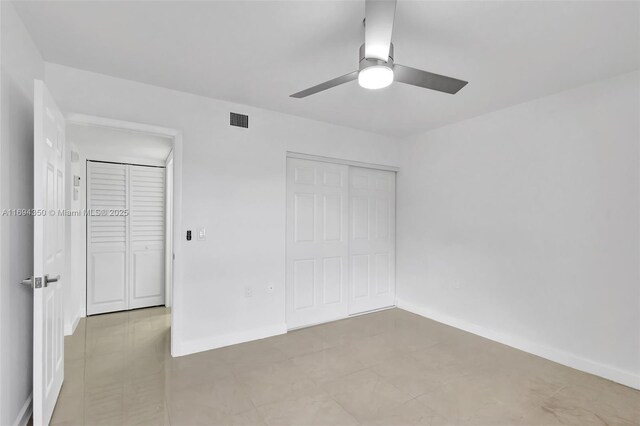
[349,167,396,314]
[129,165,165,309]
[87,162,128,315]
[286,159,349,329]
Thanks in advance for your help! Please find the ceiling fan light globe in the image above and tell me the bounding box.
[358,65,394,89]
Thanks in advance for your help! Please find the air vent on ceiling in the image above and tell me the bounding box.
[230,112,248,128]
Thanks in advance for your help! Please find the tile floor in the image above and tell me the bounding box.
[51,307,639,426]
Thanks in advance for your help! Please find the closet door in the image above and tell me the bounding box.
[349,167,396,314]
[129,165,165,309]
[286,158,349,329]
[87,162,128,315]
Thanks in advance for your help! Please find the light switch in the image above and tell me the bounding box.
[197,227,206,241]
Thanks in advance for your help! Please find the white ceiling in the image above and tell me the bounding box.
[68,124,173,165]
[14,1,639,137]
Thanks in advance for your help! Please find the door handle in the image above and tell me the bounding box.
[19,276,44,289]
[44,274,60,287]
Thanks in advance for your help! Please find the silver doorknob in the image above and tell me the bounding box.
[20,276,33,287]
[44,274,60,287]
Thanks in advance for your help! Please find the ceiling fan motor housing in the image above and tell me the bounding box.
[359,43,394,71]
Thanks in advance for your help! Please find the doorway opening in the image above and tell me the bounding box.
[63,114,182,356]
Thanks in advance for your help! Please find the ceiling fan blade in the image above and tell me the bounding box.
[394,64,468,94]
[290,71,359,98]
[365,0,397,61]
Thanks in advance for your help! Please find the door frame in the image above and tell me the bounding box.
[284,152,399,330]
[66,113,184,357]
[287,151,399,173]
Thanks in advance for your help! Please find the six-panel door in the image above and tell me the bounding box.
[348,166,396,314]
[33,80,65,426]
[286,159,350,329]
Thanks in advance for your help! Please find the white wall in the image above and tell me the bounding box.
[63,142,84,336]
[45,63,401,355]
[68,124,173,166]
[397,71,640,388]
[0,3,44,425]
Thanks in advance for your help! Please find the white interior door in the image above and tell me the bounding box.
[348,167,396,314]
[286,158,349,329]
[87,162,128,315]
[33,80,65,426]
[129,165,165,309]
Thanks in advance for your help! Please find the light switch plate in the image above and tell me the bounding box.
[197,227,206,241]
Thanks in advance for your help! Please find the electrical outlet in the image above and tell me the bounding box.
[244,286,253,298]
[267,284,274,294]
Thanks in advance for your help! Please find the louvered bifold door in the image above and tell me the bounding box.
[87,162,128,315]
[128,165,165,309]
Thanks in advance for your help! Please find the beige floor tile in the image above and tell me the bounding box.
[50,386,84,426]
[84,352,128,390]
[415,375,507,424]
[64,324,86,361]
[125,353,166,381]
[63,358,85,395]
[85,311,129,331]
[165,353,234,392]
[124,398,169,426]
[408,343,478,383]
[52,307,639,426]
[343,333,408,367]
[257,394,359,426]
[124,374,167,406]
[269,327,333,358]
[372,353,446,397]
[360,399,450,426]
[168,405,264,426]
[166,376,255,418]
[222,408,267,426]
[214,338,288,371]
[373,326,443,353]
[84,382,125,425]
[290,345,367,383]
[85,333,127,358]
[539,383,640,426]
[321,368,413,422]
[235,359,327,407]
[307,317,376,347]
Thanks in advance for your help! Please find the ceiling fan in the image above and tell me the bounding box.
[290,0,468,98]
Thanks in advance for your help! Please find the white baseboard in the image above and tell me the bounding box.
[12,393,32,426]
[173,323,288,357]
[396,299,640,390]
[64,309,83,336]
